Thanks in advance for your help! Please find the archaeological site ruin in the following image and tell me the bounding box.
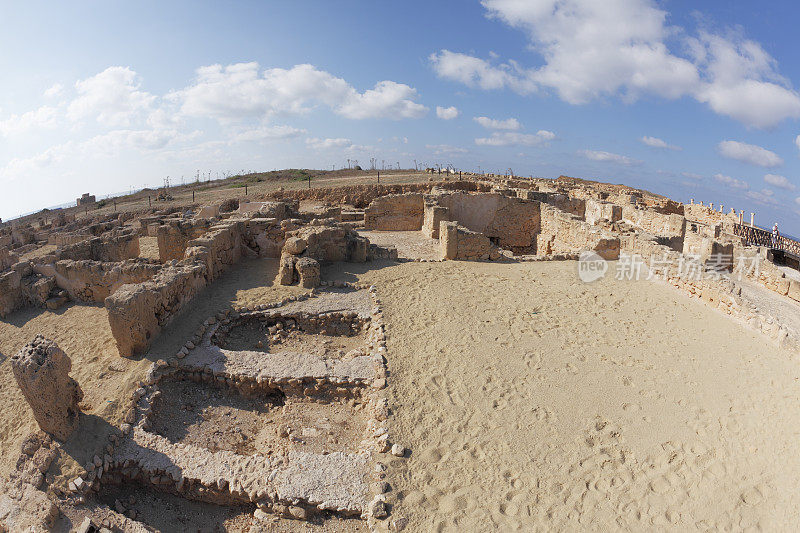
[1,170,800,532]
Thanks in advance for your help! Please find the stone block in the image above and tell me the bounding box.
[11,336,83,440]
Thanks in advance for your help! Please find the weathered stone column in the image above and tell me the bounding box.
[11,335,83,441]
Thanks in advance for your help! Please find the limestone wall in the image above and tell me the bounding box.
[432,192,540,250]
[105,261,208,357]
[0,246,18,271]
[184,222,244,282]
[621,206,686,242]
[31,260,161,303]
[439,221,495,260]
[266,181,489,209]
[585,199,622,225]
[0,262,55,318]
[537,204,620,259]
[364,194,424,231]
[157,220,211,262]
[57,232,140,263]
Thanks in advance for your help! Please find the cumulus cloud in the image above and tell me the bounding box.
[305,137,352,150]
[764,173,796,190]
[474,116,521,130]
[681,171,704,180]
[0,106,59,136]
[429,0,800,128]
[231,125,306,142]
[429,50,536,94]
[435,106,460,120]
[476,130,554,146]
[747,188,779,206]
[67,66,155,127]
[713,173,749,189]
[171,62,427,123]
[579,149,639,166]
[641,136,681,150]
[43,83,63,98]
[717,140,783,168]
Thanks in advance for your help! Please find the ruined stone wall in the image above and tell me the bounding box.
[0,246,18,271]
[422,202,449,239]
[585,199,622,226]
[105,261,208,357]
[439,221,495,261]
[622,205,686,240]
[239,217,285,258]
[364,194,424,231]
[432,192,541,250]
[684,204,740,231]
[265,181,489,209]
[0,262,55,318]
[31,260,161,303]
[156,220,211,262]
[184,222,244,282]
[682,227,734,269]
[47,233,89,247]
[537,204,620,259]
[56,232,140,263]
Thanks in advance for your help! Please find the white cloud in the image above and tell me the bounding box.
[67,66,155,127]
[171,62,426,123]
[691,32,800,128]
[429,0,800,128]
[579,149,639,166]
[682,171,704,180]
[713,173,749,189]
[337,80,427,119]
[426,144,468,155]
[0,106,58,136]
[795,134,800,152]
[717,140,783,168]
[43,83,63,98]
[474,116,521,130]
[435,105,460,120]
[429,50,536,94]
[306,137,352,150]
[231,125,306,142]
[641,135,681,150]
[764,174,796,191]
[476,130,554,146]
[747,188,779,206]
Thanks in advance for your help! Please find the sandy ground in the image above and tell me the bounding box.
[0,257,305,485]
[4,247,800,530]
[325,259,800,531]
[358,230,440,261]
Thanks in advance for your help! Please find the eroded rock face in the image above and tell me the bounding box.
[295,257,321,288]
[11,336,83,441]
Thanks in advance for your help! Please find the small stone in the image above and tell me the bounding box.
[288,506,307,520]
[391,517,409,531]
[391,444,406,457]
[370,497,389,519]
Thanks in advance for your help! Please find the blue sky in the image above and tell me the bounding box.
[2,0,800,234]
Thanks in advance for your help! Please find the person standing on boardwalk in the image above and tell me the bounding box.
[772,223,780,248]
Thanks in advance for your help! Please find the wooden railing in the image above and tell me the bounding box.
[733,224,800,255]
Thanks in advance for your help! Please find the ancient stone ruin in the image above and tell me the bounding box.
[11,336,83,441]
[2,171,800,530]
